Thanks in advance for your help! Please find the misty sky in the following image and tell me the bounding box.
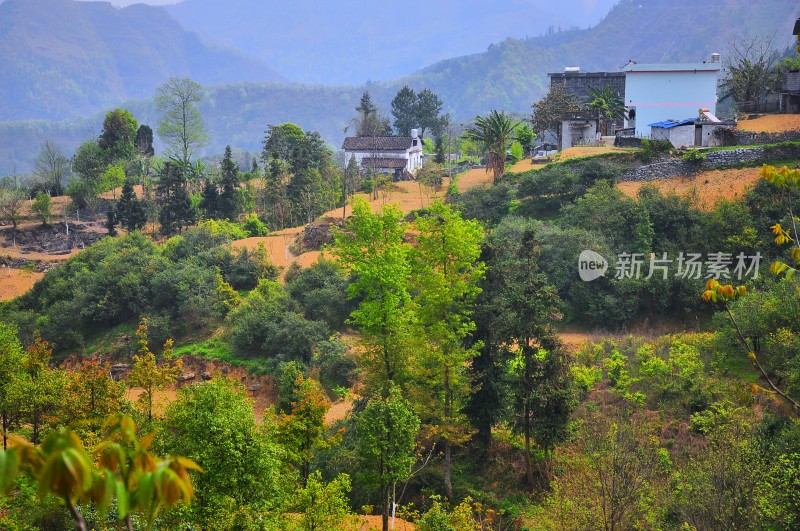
[78,0,608,13]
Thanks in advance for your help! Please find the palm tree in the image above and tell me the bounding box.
[586,86,626,136]
[464,110,520,183]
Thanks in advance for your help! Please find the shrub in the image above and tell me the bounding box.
[241,212,268,237]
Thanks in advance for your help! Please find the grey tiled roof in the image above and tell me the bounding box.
[361,157,408,169]
[343,136,413,151]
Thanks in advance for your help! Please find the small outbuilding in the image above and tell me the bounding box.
[649,111,736,148]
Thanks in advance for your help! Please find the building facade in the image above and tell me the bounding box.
[548,69,626,103]
[342,129,424,180]
[624,59,721,137]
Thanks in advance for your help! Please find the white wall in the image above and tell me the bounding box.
[561,120,597,149]
[668,125,695,148]
[625,69,719,137]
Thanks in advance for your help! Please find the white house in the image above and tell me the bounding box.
[342,129,424,180]
[624,56,721,138]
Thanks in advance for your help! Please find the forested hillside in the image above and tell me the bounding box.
[0,0,283,121]
[2,114,800,527]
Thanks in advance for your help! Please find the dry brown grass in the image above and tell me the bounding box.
[736,114,800,133]
[555,146,626,161]
[0,268,44,300]
[325,399,353,425]
[617,167,762,211]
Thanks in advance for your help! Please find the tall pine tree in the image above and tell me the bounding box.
[217,145,241,220]
[157,162,196,235]
[116,179,147,232]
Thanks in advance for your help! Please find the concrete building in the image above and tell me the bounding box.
[342,129,424,180]
[548,69,626,103]
[624,57,721,137]
[649,112,736,148]
[561,111,600,150]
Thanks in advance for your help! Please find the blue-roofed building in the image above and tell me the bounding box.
[648,112,735,148]
[624,56,722,137]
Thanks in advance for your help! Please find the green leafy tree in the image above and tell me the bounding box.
[105,208,118,236]
[531,83,581,149]
[0,414,199,531]
[356,386,420,531]
[391,86,418,136]
[116,179,147,232]
[160,379,286,522]
[14,337,67,444]
[331,198,414,392]
[127,319,181,423]
[156,161,196,235]
[0,323,25,450]
[0,187,25,235]
[342,154,361,217]
[464,110,520,183]
[69,140,105,212]
[409,202,484,499]
[515,124,536,156]
[276,374,329,484]
[101,163,126,199]
[155,77,207,165]
[415,88,445,139]
[134,124,155,158]
[292,471,354,531]
[481,218,571,484]
[99,108,138,163]
[31,192,51,226]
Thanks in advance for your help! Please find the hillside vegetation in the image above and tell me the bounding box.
[1,112,800,527]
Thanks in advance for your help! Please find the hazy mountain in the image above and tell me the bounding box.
[166,0,618,85]
[0,0,283,121]
[2,0,798,176]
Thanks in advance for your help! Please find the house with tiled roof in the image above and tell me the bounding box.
[342,129,424,180]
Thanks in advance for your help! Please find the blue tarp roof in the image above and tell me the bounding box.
[648,118,695,129]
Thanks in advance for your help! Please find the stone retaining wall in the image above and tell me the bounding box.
[620,143,800,182]
[734,129,800,146]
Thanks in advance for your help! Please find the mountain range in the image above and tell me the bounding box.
[165,0,617,85]
[0,0,798,176]
[0,0,283,121]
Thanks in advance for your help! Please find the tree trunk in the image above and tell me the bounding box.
[382,482,390,531]
[67,500,88,531]
[443,362,454,500]
[444,442,454,501]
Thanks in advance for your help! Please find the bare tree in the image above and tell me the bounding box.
[0,187,27,237]
[33,140,71,196]
[155,78,208,165]
[721,36,782,106]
